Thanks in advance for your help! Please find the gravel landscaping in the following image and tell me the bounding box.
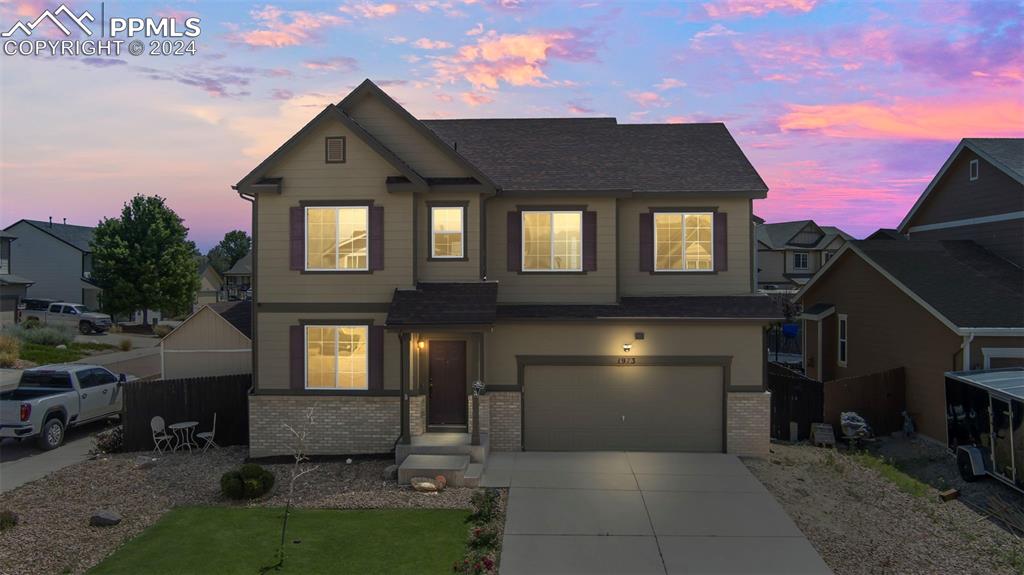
[746,441,1024,575]
[0,448,474,575]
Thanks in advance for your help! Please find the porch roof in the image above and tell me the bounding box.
[387,282,498,326]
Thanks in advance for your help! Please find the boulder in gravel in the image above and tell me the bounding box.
[89,510,122,527]
[410,477,438,493]
[434,475,447,491]
[134,456,157,469]
[382,464,398,481]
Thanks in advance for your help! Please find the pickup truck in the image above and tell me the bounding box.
[21,302,113,334]
[0,364,132,450]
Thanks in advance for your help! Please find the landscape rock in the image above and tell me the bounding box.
[89,510,122,527]
[382,464,398,481]
[410,477,438,493]
[434,475,447,491]
[56,344,67,350]
[134,456,157,469]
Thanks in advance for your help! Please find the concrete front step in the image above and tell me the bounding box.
[398,454,470,487]
[463,463,484,488]
[396,432,489,465]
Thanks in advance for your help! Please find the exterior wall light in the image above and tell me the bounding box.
[417,340,425,350]
[622,343,632,352]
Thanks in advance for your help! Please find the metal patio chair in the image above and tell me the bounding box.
[151,416,173,454]
[196,412,218,452]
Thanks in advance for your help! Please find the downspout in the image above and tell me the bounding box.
[235,187,256,395]
[961,334,975,371]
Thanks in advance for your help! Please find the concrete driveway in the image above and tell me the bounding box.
[0,419,108,493]
[484,452,831,575]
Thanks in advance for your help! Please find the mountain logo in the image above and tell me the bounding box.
[1,4,95,38]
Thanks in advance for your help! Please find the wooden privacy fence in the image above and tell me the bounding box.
[824,367,906,436]
[122,374,251,452]
[766,362,823,441]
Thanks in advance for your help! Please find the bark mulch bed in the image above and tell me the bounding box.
[745,442,1024,575]
[0,448,474,575]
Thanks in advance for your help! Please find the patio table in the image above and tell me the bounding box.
[168,421,199,453]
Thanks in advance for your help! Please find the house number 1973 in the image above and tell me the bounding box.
[617,357,637,365]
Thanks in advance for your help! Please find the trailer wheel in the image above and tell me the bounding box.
[957,449,980,482]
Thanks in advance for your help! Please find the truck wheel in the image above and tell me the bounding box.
[38,417,65,450]
[957,449,980,482]
[79,321,93,335]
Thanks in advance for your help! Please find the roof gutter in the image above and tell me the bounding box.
[957,327,1024,337]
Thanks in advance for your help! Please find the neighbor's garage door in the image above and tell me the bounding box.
[524,365,723,452]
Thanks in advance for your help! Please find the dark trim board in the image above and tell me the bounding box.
[253,389,401,397]
[514,354,734,452]
[257,303,391,313]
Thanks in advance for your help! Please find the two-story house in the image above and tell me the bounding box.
[0,230,34,326]
[223,252,252,300]
[235,80,782,463]
[2,219,101,309]
[756,220,851,292]
[796,138,1024,441]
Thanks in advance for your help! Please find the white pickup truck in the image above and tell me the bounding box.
[21,302,113,334]
[0,364,131,449]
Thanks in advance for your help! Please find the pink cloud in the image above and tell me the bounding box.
[628,91,669,108]
[654,78,686,90]
[466,22,484,36]
[568,100,594,114]
[302,57,359,72]
[779,97,1024,140]
[232,5,349,48]
[460,91,494,106]
[413,37,454,50]
[339,2,399,18]
[703,0,818,19]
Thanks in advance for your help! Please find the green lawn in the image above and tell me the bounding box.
[20,342,118,365]
[850,452,931,498]
[89,507,470,575]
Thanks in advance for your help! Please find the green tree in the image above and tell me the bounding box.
[206,230,251,274]
[91,195,199,324]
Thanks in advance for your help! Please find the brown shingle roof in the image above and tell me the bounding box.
[208,301,252,338]
[387,282,499,326]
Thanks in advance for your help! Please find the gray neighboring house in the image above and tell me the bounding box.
[0,230,34,326]
[2,219,101,309]
[756,220,852,292]
[223,252,251,300]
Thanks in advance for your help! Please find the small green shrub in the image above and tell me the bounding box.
[92,425,124,454]
[0,510,17,531]
[467,488,500,525]
[21,317,40,329]
[0,334,19,367]
[221,464,274,500]
[5,324,75,346]
[468,524,500,549]
[153,325,173,338]
[119,339,132,351]
[453,550,496,575]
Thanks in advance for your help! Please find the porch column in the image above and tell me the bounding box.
[399,332,411,445]
[471,331,484,446]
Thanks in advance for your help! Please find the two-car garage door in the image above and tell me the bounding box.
[523,364,724,452]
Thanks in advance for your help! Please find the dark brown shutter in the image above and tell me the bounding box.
[714,211,728,271]
[289,207,304,270]
[289,325,305,390]
[369,205,384,271]
[638,212,653,272]
[368,325,384,391]
[582,211,597,271]
[506,211,522,272]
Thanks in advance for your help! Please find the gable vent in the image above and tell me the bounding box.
[326,136,346,163]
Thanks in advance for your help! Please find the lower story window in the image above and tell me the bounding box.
[305,325,368,389]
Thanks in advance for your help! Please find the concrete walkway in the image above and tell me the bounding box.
[485,452,831,575]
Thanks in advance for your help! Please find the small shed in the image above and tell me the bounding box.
[161,301,251,379]
[945,368,1023,491]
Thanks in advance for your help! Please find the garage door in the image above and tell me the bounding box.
[524,365,723,452]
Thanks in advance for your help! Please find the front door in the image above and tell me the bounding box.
[428,341,467,426]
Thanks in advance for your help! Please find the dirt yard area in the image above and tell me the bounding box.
[0,448,474,575]
[746,441,1024,575]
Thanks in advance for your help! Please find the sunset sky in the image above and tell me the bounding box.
[1,0,1021,249]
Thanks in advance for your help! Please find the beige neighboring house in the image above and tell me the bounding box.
[223,253,251,300]
[0,231,34,326]
[233,79,784,467]
[756,220,851,292]
[194,261,224,310]
[161,301,252,379]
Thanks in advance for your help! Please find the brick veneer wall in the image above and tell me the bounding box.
[726,391,770,457]
[486,391,521,451]
[249,395,399,458]
[467,394,491,433]
[410,395,425,436]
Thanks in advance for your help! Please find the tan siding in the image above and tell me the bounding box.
[346,96,470,177]
[619,197,753,296]
[161,307,251,379]
[417,193,481,282]
[485,321,764,389]
[256,117,413,303]
[163,307,250,351]
[757,250,786,285]
[799,250,962,440]
[908,151,1024,228]
[256,312,398,391]
[486,196,617,304]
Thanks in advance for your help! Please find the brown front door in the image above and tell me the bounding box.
[428,340,467,426]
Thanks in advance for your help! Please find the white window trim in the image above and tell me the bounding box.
[982,347,1024,369]
[521,210,583,272]
[837,313,848,367]
[793,251,809,271]
[652,211,715,272]
[969,159,979,181]
[430,205,465,259]
[303,324,369,390]
[304,206,370,272]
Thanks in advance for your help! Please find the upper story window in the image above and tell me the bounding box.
[838,314,848,367]
[305,325,368,390]
[325,136,346,163]
[0,240,9,275]
[522,211,582,271]
[969,158,979,181]
[306,206,368,271]
[431,206,465,259]
[654,212,712,271]
[793,251,809,270]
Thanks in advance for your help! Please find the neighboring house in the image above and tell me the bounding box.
[195,261,224,310]
[796,138,1024,442]
[3,219,101,308]
[161,301,252,379]
[223,253,251,300]
[234,79,783,461]
[0,230,34,326]
[756,220,851,292]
